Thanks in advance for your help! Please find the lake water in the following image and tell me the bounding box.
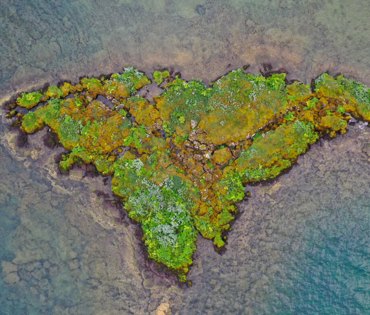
[1,1,369,314]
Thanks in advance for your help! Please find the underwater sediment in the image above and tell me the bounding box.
[4,67,370,281]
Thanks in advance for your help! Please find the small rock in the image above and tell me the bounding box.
[1,261,18,274]
[155,302,170,315]
[199,144,207,151]
[43,261,51,269]
[68,250,78,259]
[68,259,79,270]
[195,4,206,16]
[69,168,84,181]
[191,120,198,129]
[204,151,212,159]
[30,148,40,160]
[194,154,203,161]
[361,142,370,157]
[4,272,20,284]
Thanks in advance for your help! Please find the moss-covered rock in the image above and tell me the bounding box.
[17,91,43,109]
[7,67,370,282]
[153,70,170,85]
[233,121,319,182]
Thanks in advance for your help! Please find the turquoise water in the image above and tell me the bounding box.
[261,198,370,314]
[1,1,370,314]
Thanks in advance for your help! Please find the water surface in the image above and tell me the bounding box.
[0,1,369,314]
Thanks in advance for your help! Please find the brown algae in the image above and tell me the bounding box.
[5,67,370,281]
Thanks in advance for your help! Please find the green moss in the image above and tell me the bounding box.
[10,67,370,282]
[156,78,211,137]
[81,77,103,91]
[315,73,370,120]
[22,111,44,133]
[287,81,311,102]
[59,115,82,145]
[305,97,319,110]
[153,70,170,85]
[59,147,91,172]
[111,67,151,94]
[337,105,346,114]
[17,91,43,109]
[112,157,199,279]
[197,70,290,144]
[41,99,62,123]
[284,111,295,121]
[123,125,148,149]
[141,176,198,274]
[59,153,78,172]
[45,85,63,99]
[94,156,114,175]
[218,171,245,203]
[235,121,319,182]
[336,75,370,120]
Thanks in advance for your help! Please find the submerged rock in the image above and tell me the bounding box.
[1,261,20,284]
[155,302,170,315]
[195,4,206,16]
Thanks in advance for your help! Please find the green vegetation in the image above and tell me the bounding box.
[6,67,370,282]
[153,70,170,85]
[16,91,44,109]
[232,121,319,182]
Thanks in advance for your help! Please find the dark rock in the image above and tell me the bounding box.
[361,142,370,157]
[195,4,206,16]
[43,130,59,148]
[16,131,28,147]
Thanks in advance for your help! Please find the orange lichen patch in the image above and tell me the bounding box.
[286,81,311,102]
[22,111,44,133]
[60,98,114,122]
[79,114,131,154]
[125,96,161,129]
[154,78,210,139]
[60,82,81,96]
[81,77,104,98]
[315,73,370,121]
[45,85,64,99]
[317,114,348,137]
[103,80,130,100]
[8,67,370,282]
[212,147,232,165]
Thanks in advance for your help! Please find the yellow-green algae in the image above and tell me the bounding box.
[153,70,170,86]
[6,67,370,282]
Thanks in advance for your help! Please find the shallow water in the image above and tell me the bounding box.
[2,0,370,101]
[1,1,370,314]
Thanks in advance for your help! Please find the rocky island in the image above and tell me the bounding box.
[4,67,370,282]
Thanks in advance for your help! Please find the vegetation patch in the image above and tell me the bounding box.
[6,67,370,282]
